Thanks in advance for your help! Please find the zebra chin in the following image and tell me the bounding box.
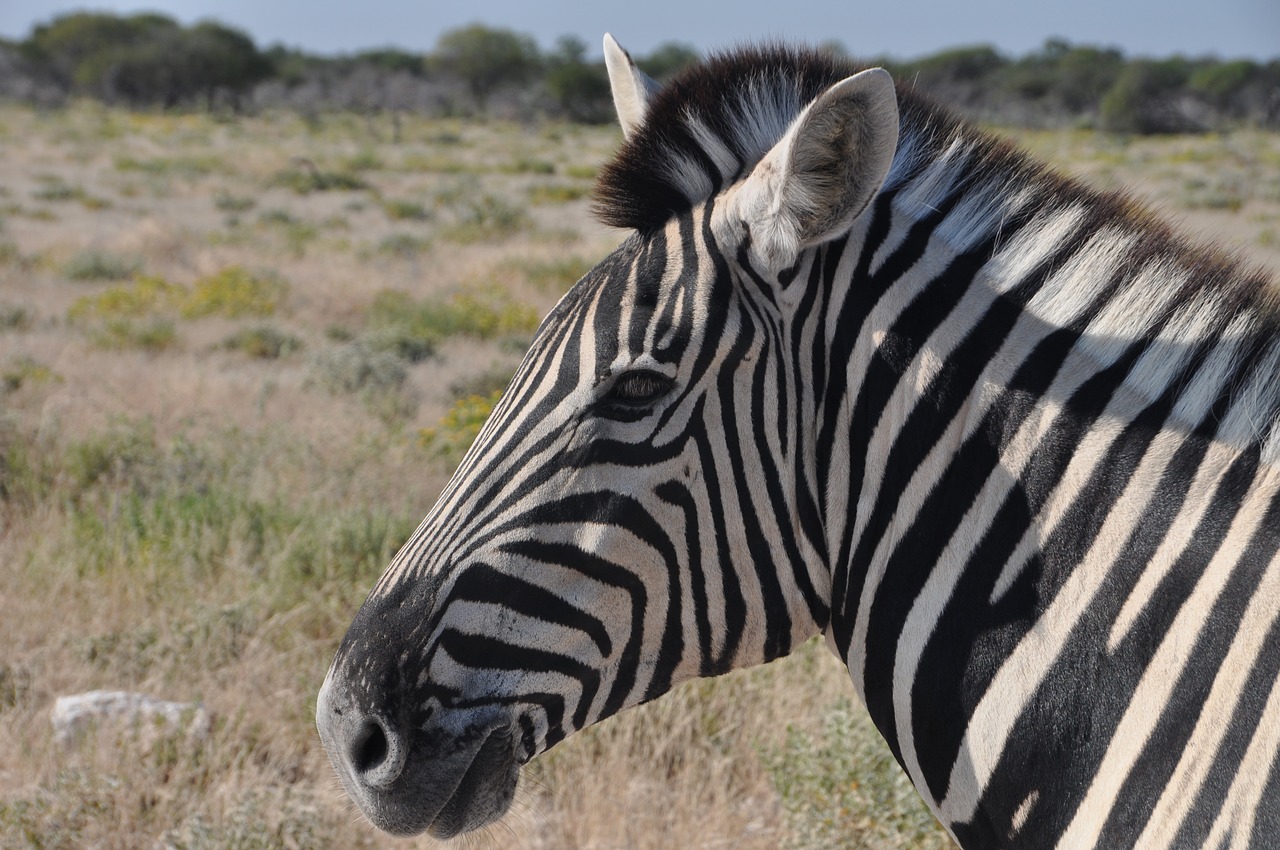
[315,674,525,838]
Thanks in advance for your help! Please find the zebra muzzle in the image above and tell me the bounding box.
[316,675,521,837]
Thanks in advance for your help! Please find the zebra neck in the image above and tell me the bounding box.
[818,118,1280,674]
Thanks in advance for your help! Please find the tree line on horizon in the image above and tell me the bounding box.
[2,11,1278,133]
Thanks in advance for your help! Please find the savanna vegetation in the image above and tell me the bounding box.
[2,12,1279,132]
[0,32,1279,850]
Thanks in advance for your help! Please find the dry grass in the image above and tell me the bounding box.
[0,100,1277,850]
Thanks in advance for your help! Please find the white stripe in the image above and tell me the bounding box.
[1107,441,1241,649]
[1201,640,1280,850]
[840,207,1086,693]
[940,425,1186,826]
[1052,462,1276,849]
[1129,535,1280,850]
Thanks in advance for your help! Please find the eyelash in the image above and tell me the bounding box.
[596,370,674,419]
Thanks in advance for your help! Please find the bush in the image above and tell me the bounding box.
[63,249,140,282]
[91,318,178,351]
[442,195,530,243]
[307,342,416,423]
[419,390,502,464]
[1,356,61,393]
[764,699,953,850]
[380,199,430,221]
[1101,58,1199,134]
[69,275,185,320]
[221,326,302,359]
[373,233,431,260]
[28,13,269,107]
[366,288,539,348]
[431,24,541,108]
[528,183,587,204]
[636,42,700,81]
[182,267,287,318]
[269,163,367,194]
[31,181,84,202]
[0,304,32,331]
[449,367,514,400]
[510,255,592,292]
[1189,60,1260,110]
[213,191,255,212]
[545,36,611,123]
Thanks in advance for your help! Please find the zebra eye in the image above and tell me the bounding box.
[597,369,674,418]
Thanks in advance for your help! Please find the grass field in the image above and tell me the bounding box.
[0,101,1277,849]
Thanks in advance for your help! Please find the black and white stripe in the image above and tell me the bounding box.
[317,36,1280,848]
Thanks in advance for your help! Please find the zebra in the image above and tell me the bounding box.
[316,34,1280,848]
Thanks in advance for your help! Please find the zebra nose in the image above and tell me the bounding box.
[348,715,405,788]
[317,678,408,790]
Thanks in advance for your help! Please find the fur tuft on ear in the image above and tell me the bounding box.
[604,34,661,140]
[731,67,899,272]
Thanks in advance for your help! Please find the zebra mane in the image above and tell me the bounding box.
[593,44,1275,306]
[594,44,970,232]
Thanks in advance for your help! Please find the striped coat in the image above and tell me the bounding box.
[317,36,1280,848]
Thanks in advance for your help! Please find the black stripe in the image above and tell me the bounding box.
[1173,602,1280,848]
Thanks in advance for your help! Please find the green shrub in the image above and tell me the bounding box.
[1100,59,1197,134]
[381,199,430,221]
[213,191,256,212]
[764,699,953,850]
[503,157,555,175]
[1189,60,1259,109]
[366,288,539,350]
[183,267,287,319]
[419,390,502,464]
[361,326,435,363]
[307,342,416,422]
[449,367,514,400]
[64,420,161,493]
[91,317,178,351]
[1,356,62,393]
[69,275,185,320]
[256,210,318,255]
[0,304,31,331]
[528,183,587,204]
[343,149,384,171]
[519,256,592,291]
[31,181,83,202]
[115,155,225,178]
[374,233,432,260]
[221,326,302,359]
[63,249,141,282]
[442,195,530,243]
[269,164,368,194]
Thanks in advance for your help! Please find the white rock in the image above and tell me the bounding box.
[51,690,211,747]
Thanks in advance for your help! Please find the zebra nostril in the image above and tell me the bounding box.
[317,676,408,790]
[352,719,391,775]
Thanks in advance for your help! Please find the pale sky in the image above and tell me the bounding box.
[1,0,1277,61]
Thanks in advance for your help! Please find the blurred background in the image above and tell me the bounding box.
[0,3,1276,849]
[1,0,1278,128]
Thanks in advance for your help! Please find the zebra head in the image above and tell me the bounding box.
[317,36,900,838]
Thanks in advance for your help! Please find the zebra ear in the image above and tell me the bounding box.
[604,33,660,140]
[733,68,899,272]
